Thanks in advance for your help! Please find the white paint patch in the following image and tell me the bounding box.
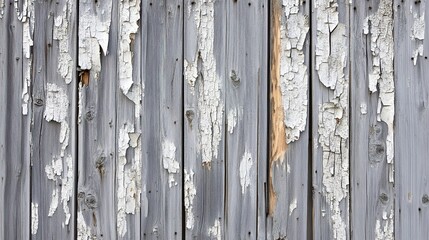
[53,1,74,84]
[289,198,297,216]
[117,123,142,237]
[280,1,309,143]
[208,219,221,240]
[48,188,59,217]
[118,0,142,109]
[184,59,198,92]
[375,210,394,240]
[21,0,34,115]
[239,151,253,194]
[360,103,367,115]
[411,3,425,65]
[77,211,92,240]
[79,0,112,80]
[187,0,223,166]
[184,169,196,229]
[364,0,395,185]
[31,202,38,235]
[162,140,179,187]
[227,108,237,134]
[315,0,349,239]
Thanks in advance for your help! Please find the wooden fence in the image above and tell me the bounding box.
[0,0,428,239]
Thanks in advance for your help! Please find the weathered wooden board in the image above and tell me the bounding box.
[268,0,310,239]
[0,0,30,239]
[77,0,117,239]
[311,0,350,239]
[183,0,226,239]
[394,0,429,239]
[31,0,77,239]
[141,0,183,238]
[350,0,395,239]
[224,0,267,239]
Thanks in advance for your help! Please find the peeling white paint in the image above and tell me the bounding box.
[118,0,142,108]
[20,0,34,115]
[78,0,112,79]
[187,0,223,166]
[184,59,198,91]
[117,123,142,237]
[184,169,196,229]
[48,188,60,217]
[31,202,38,235]
[239,151,253,194]
[162,140,179,188]
[227,108,237,134]
[208,219,221,240]
[411,3,425,65]
[280,0,309,143]
[289,198,297,216]
[315,0,349,239]
[53,1,74,84]
[375,210,394,240]
[360,103,367,115]
[364,0,395,184]
[77,211,93,240]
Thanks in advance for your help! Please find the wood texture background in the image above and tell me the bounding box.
[1,0,428,239]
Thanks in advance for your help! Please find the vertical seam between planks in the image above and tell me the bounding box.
[348,1,352,239]
[307,0,314,239]
[74,0,79,238]
[181,0,185,239]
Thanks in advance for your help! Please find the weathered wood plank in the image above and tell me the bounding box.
[224,0,267,239]
[311,0,350,239]
[0,0,30,239]
[267,0,310,239]
[350,0,395,239]
[140,0,183,238]
[77,0,117,239]
[183,0,226,238]
[31,0,77,239]
[115,0,142,239]
[394,0,429,238]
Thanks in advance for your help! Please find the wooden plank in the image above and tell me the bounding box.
[394,0,429,238]
[140,0,183,238]
[223,0,267,239]
[350,0,395,239]
[31,0,77,239]
[77,0,117,239]
[0,0,30,239]
[267,0,310,239]
[183,0,226,238]
[311,0,350,239]
[115,0,142,239]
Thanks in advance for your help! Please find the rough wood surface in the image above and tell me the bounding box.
[3,0,429,239]
[0,1,30,239]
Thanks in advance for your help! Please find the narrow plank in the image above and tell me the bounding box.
[77,0,117,239]
[0,0,30,239]
[311,0,350,239]
[394,0,429,238]
[224,0,267,239]
[267,0,310,239]
[115,0,142,239]
[183,0,226,238]
[140,0,183,238]
[31,0,77,238]
[350,0,395,239]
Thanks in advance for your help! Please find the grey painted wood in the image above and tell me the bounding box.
[0,1,30,239]
[311,0,350,239]
[394,0,429,239]
[31,0,77,239]
[350,1,395,239]
[140,0,183,239]
[77,0,117,239]
[224,0,267,239]
[183,0,226,238]
[267,0,310,239]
